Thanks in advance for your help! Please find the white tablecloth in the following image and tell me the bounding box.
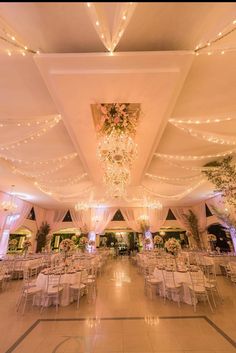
[36,271,82,307]
[153,268,196,305]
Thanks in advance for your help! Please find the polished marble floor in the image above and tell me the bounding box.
[1,257,236,353]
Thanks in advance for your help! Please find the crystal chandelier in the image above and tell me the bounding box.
[74,202,89,211]
[144,197,163,210]
[98,131,137,168]
[95,103,140,199]
[1,185,18,212]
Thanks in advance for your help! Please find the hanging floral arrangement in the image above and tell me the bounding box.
[96,103,139,135]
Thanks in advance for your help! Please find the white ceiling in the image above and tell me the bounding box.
[0,2,235,210]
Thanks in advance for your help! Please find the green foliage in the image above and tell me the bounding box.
[182,210,202,248]
[36,221,51,253]
[203,156,236,207]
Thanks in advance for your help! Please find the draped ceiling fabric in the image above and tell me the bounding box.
[0,194,32,256]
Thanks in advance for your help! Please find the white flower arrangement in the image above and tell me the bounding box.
[164,238,181,255]
[79,236,88,246]
[60,239,74,252]
[96,103,139,136]
[154,235,163,245]
[207,234,217,242]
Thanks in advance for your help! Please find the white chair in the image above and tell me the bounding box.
[162,270,183,307]
[188,270,213,312]
[146,268,164,300]
[17,278,42,315]
[40,274,63,312]
[70,272,86,308]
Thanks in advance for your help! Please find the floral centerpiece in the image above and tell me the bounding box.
[79,236,88,252]
[22,239,32,257]
[164,238,181,256]
[96,103,139,135]
[154,235,163,247]
[9,238,18,250]
[60,239,74,259]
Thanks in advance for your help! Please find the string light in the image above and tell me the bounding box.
[10,153,77,178]
[85,2,136,53]
[0,22,39,55]
[43,173,88,186]
[194,16,236,55]
[169,116,234,125]
[145,172,202,184]
[165,159,220,172]
[0,152,77,166]
[141,179,205,200]
[170,121,236,146]
[155,148,236,161]
[0,115,61,151]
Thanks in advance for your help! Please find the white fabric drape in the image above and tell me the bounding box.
[34,205,47,229]
[45,209,68,233]
[120,207,169,233]
[0,196,32,256]
[90,207,117,234]
[70,208,92,233]
[70,207,117,235]
[120,207,147,232]
[147,207,169,232]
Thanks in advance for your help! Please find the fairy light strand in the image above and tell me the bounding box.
[169,116,234,125]
[170,121,236,146]
[0,152,77,166]
[155,148,236,161]
[145,172,202,184]
[0,115,61,151]
[141,179,205,200]
[194,17,236,54]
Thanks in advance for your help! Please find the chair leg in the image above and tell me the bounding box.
[77,289,81,309]
[206,293,214,313]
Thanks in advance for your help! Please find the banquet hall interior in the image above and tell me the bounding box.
[0,2,236,353]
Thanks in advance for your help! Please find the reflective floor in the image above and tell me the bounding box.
[1,257,236,353]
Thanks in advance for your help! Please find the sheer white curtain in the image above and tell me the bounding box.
[0,197,32,257]
[45,209,68,233]
[91,207,117,234]
[34,205,47,229]
[120,207,146,232]
[70,208,92,233]
[147,207,169,232]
